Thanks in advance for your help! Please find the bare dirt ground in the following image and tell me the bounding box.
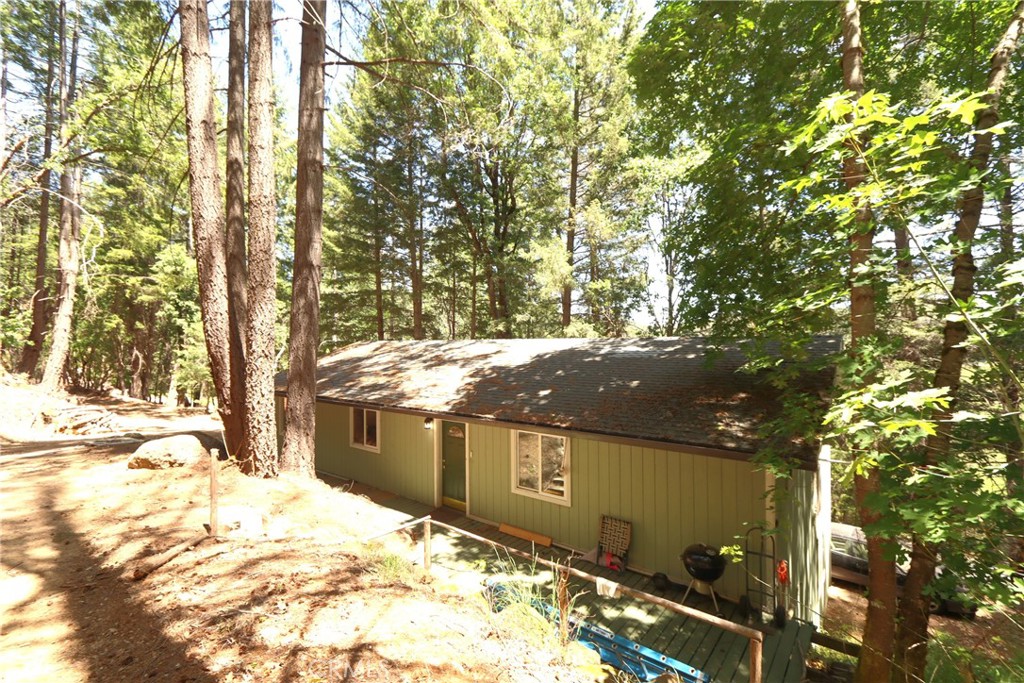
[0,379,599,683]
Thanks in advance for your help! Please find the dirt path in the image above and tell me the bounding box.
[1,390,597,683]
[2,439,218,681]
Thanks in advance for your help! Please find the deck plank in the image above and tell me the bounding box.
[720,629,753,683]
[783,623,814,683]
[662,614,708,667]
[701,630,745,681]
[637,605,680,652]
[765,621,801,683]
[688,621,728,672]
[681,619,720,668]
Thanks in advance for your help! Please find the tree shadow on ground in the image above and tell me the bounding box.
[31,486,219,682]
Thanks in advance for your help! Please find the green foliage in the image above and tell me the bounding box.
[320,0,645,344]
[632,4,1024,639]
[631,1,844,337]
[365,543,416,585]
[925,631,1024,683]
[779,86,1024,606]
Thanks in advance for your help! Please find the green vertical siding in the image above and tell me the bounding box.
[313,402,436,505]
[274,397,285,451]
[776,455,831,626]
[466,423,772,601]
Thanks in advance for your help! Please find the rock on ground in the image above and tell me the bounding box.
[127,434,208,470]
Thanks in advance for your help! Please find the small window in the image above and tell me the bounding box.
[512,430,569,505]
[351,407,380,452]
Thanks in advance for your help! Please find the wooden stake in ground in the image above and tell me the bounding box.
[209,447,219,536]
[130,533,210,581]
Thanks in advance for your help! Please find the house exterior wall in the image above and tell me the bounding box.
[291,399,828,621]
[775,449,831,626]
[467,422,771,602]
[309,401,435,505]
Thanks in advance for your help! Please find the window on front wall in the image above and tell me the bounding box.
[351,407,380,452]
[513,430,569,504]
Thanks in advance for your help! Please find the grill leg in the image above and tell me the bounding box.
[682,579,695,605]
[683,580,722,615]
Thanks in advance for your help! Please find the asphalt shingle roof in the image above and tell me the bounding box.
[278,337,839,463]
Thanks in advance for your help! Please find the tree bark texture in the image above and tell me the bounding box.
[281,0,326,477]
[40,0,79,393]
[225,0,248,459]
[893,224,916,320]
[40,163,80,392]
[839,4,900,683]
[374,230,384,340]
[242,0,278,477]
[562,88,581,329]
[0,33,6,160]
[409,157,425,340]
[179,0,243,455]
[18,4,57,377]
[894,4,1024,680]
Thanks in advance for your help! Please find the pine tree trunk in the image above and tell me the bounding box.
[894,6,1024,680]
[130,347,144,399]
[588,239,600,328]
[411,171,424,340]
[281,0,326,477]
[1,43,14,351]
[893,224,916,319]
[242,0,278,477]
[562,89,580,329]
[470,249,478,339]
[40,162,80,393]
[374,228,384,340]
[225,0,248,459]
[179,0,243,454]
[19,4,57,377]
[0,31,6,160]
[999,158,1024,563]
[40,0,79,393]
[838,4,900,683]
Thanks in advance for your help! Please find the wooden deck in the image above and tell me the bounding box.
[338,480,813,683]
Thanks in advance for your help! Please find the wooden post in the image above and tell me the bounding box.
[423,519,431,573]
[557,566,570,646]
[209,448,219,536]
[750,634,763,683]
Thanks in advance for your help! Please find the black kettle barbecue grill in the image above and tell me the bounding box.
[680,543,726,614]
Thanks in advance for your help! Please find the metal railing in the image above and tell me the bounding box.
[365,515,766,683]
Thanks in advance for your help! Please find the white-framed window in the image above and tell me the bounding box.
[511,430,570,506]
[351,407,380,452]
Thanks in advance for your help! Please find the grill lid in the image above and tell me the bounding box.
[681,544,726,583]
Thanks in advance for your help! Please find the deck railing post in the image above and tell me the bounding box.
[750,635,763,683]
[423,519,432,573]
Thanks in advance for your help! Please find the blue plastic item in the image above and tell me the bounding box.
[484,579,712,682]
[574,619,711,682]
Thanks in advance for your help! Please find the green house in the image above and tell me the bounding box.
[275,337,836,625]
